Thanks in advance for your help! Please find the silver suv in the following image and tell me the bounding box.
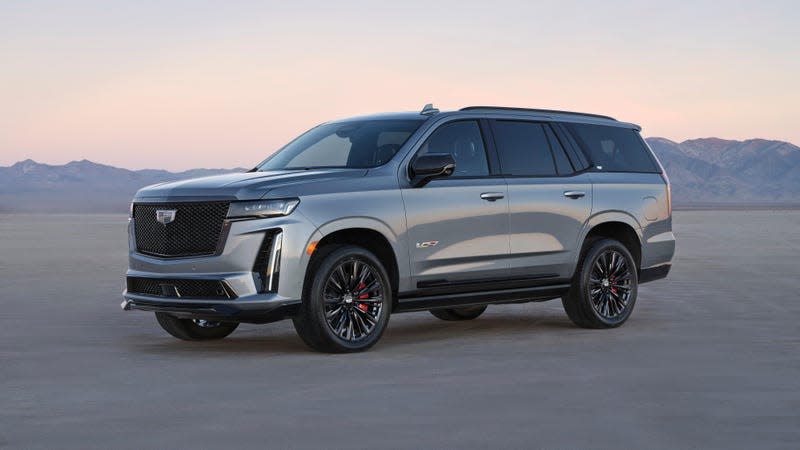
[122,105,675,352]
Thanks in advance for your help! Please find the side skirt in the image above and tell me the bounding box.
[395,284,570,313]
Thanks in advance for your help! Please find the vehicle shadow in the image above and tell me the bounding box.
[379,313,578,348]
[125,312,578,356]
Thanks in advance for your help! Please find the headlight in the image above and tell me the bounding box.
[227,198,300,219]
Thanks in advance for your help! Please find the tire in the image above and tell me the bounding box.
[562,238,638,328]
[429,305,487,321]
[155,313,239,340]
[292,245,392,353]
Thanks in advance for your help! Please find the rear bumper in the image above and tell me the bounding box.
[121,291,300,324]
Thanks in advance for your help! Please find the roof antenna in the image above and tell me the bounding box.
[420,103,439,116]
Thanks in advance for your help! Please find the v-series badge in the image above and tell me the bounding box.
[416,241,439,248]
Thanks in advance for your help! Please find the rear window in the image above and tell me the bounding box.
[565,123,659,173]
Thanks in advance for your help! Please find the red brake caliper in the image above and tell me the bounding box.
[610,277,617,295]
[356,282,370,312]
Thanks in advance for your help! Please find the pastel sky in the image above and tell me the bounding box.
[2,0,798,171]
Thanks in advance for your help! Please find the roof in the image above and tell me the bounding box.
[330,105,640,130]
[459,106,616,121]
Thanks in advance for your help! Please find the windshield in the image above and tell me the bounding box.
[257,119,425,171]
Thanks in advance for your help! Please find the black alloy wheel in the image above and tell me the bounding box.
[323,259,385,341]
[155,312,239,340]
[588,249,633,320]
[429,305,487,321]
[293,245,392,352]
[562,238,638,328]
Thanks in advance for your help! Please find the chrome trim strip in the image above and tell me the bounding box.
[267,232,283,292]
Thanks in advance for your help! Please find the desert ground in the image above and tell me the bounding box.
[1,210,798,449]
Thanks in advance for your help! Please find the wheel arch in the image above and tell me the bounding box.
[304,220,403,309]
[576,212,643,272]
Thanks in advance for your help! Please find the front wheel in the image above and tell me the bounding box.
[292,245,392,353]
[155,313,239,340]
[562,238,638,328]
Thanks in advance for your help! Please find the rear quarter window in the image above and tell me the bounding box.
[565,123,660,173]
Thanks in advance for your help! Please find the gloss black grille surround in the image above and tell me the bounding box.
[133,202,230,258]
[127,277,236,299]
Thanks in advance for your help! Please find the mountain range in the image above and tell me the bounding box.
[646,137,800,204]
[1,137,798,212]
[0,160,245,213]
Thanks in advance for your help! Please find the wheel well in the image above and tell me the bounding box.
[582,222,641,269]
[311,228,399,300]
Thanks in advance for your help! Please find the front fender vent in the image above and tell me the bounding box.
[252,230,282,293]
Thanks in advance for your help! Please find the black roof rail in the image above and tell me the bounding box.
[459,106,616,121]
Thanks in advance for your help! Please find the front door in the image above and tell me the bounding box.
[401,120,510,289]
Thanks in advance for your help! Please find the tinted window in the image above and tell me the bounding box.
[491,121,556,176]
[553,122,591,170]
[566,123,659,173]
[544,125,574,175]
[258,119,424,170]
[417,121,489,177]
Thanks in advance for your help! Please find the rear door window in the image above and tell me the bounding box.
[490,121,557,176]
[565,123,660,173]
[544,125,574,175]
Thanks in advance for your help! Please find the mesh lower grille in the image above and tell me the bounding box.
[133,202,229,258]
[127,277,236,299]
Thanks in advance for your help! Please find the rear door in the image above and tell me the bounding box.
[401,120,510,288]
[488,120,592,280]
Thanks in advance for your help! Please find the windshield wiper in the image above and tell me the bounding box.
[256,166,354,172]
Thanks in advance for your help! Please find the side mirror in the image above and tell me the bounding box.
[409,153,456,187]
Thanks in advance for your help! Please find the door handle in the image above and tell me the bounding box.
[480,192,505,202]
[563,191,586,199]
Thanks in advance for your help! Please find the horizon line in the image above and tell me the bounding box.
[3,135,797,172]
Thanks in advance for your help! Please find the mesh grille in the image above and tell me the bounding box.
[127,277,236,299]
[133,202,229,257]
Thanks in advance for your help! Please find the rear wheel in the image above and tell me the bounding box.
[429,305,487,321]
[562,238,638,328]
[155,313,239,340]
[293,245,392,353]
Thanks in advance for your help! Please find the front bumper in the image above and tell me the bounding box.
[123,208,321,322]
[121,292,300,323]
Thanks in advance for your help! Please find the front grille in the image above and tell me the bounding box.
[127,277,236,299]
[133,202,230,258]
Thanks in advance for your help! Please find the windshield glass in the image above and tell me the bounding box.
[257,119,425,171]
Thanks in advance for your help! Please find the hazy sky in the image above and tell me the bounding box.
[2,0,798,170]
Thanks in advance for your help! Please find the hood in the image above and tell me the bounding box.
[134,168,367,201]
